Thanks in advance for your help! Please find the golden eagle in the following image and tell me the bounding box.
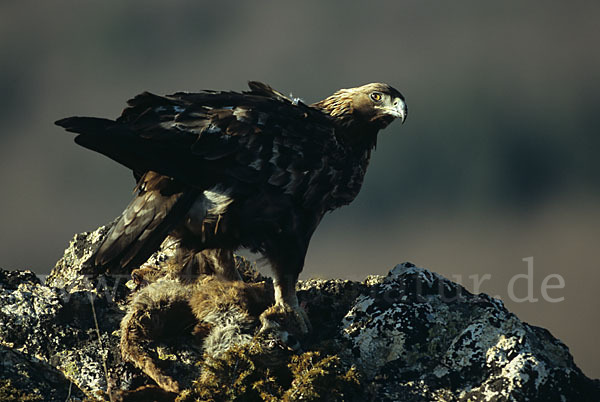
[56,82,407,332]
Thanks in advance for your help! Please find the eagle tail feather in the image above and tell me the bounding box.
[56,116,205,187]
[56,116,157,175]
[55,117,116,134]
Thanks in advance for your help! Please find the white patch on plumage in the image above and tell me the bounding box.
[173,106,185,113]
[289,93,303,105]
[185,186,234,235]
[206,124,221,134]
[233,107,250,122]
[204,186,234,215]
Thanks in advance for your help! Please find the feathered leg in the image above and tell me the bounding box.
[261,233,312,335]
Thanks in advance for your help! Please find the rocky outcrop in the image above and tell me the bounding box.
[0,226,598,401]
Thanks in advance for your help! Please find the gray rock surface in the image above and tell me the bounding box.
[336,264,598,401]
[0,227,598,401]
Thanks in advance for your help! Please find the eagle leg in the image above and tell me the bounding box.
[273,274,311,334]
[261,234,312,335]
[258,274,310,350]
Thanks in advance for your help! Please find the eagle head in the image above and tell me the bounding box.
[313,83,407,130]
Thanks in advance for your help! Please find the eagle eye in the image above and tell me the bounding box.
[370,92,383,102]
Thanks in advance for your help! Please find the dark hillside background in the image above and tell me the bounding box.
[1,1,598,377]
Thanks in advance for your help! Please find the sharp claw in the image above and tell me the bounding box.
[258,302,311,349]
[294,304,312,333]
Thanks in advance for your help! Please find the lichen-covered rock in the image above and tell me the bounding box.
[0,345,85,401]
[0,228,598,401]
[0,266,131,400]
[45,223,114,291]
[340,263,600,401]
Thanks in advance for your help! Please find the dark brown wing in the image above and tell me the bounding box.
[56,82,346,206]
[56,82,354,272]
[95,172,200,273]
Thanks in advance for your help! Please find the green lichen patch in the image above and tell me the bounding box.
[177,342,362,402]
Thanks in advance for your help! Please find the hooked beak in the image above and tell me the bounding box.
[392,98,407,124]
[381,98,407,124]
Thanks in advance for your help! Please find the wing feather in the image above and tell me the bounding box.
[57,82,346,212]
[95,173,200,272]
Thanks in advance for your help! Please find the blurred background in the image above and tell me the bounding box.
[1,1,598,377]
